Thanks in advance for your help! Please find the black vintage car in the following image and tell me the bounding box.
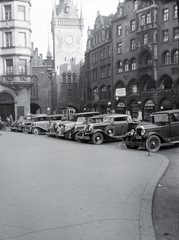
[124,109,179,152]
[78,114,137,144]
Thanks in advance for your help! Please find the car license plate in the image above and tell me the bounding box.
[136,136,142,139]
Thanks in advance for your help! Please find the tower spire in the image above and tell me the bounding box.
[46,28,52,59]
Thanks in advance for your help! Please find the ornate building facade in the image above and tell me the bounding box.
[51,0,84,112]
[84,0,179,120]
[0,0,32,121]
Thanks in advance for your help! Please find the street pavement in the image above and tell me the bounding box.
[0,130,169,240]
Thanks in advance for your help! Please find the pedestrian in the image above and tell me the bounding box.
[9,114,13,126]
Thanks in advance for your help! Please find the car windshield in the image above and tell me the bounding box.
[76,117,86,123]
[153,114,169,123]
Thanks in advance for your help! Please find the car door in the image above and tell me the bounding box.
[114,117,128,136]
[169,112,179,141]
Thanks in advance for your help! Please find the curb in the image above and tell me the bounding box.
[139,154,169,240]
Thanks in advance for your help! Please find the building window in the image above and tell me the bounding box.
[93,88,99,101]
[141,14,145,25]
[164,52,170,65]
[117,25,122,36]
[18,5,25,20]
[72,73,77,82]
[118,7,123,16]
[5,32,12,47]
[173,27,179,40]
[117,43,122,53]
[163,30,169,42]
[101,66,106,79]
[133,0,137,10]
[117,61,123,73]
[131,39,135,50]
[163,8,169,21]
[92,69,97,81]
[107,45,111,57]
[67,73,71,83]
[173,50,179,63]
[146,13,151,24]
[4,5,11,20]
[131,59,137,70]
[67,89,72,97]
[6,59,13,75]
[62,73,66,82]
[174,5,178,18]
[107,64,111,77]
[101,86,107,99]
[18,32,26,47]
[124,60,129,71]
[31,76,38,98]
[100,49,104,60]
[131,20,136,31]
[19,59,26,75]
[144,33,148,45]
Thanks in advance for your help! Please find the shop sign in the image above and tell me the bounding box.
[115,88,126,97]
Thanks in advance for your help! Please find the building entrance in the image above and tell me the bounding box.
[0,92,15,121]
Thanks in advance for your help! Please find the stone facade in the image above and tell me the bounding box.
[0,0,32,121]
[83,0,179,120]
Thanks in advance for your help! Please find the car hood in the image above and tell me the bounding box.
[136,123,161,131]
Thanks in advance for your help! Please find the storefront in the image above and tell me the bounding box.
[143,100,155,121]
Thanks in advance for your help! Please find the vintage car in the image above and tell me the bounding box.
[124,109,179,152]
[77,114,137,144]
[10,120,21,132]
[66,114,109,141]
[27,114,65,135]
[57,112,100,139]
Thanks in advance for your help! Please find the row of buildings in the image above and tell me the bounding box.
[0,0,179,122]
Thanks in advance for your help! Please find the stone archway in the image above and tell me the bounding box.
[0,92,15,121]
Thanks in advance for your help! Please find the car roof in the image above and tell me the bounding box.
[89,114,110,119]
[104,114,130,118]
[152,110,179,115]
[74,112,100,116]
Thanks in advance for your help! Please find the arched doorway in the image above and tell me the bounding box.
[160,99,173,111]
[0,92,15,121]
[30,103,41,114]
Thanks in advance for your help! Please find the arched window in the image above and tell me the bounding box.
[117,61,123,73]
[161,77,173,89]
[173,50,179,63]
[73,73,77,82]
[62,72,66,82]
[67,73,71,83]
[31,76,38,98]
[93,88,99,101]
[131,59,137,70]
[124,60,129,71]
[164,52,170,65]
[101,86,107,100]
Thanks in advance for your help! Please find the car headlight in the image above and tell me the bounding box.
[141,127,146,136]
[130,129,135,135]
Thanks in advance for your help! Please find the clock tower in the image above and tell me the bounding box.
[51,0,84,111]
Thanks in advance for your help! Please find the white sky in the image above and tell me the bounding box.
[31,0,120,58]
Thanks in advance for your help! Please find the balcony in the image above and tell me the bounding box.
[0,75,33,95]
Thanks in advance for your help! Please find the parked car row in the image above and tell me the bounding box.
[9,110,179,152]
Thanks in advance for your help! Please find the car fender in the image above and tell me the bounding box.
[32,125,47,132]
[144,132,168,143]
[93,129,115,139]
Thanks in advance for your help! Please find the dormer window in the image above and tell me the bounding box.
[65,5,70,13]
[118,8,123,16]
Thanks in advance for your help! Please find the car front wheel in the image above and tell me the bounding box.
[33,128,41,135]
[92,132,104,145]
[74,132,80,142]
[145,135,161,152]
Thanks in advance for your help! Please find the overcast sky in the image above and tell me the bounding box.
[31,0,120,58]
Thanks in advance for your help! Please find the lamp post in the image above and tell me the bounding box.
[107,101,112,113]
[47,67,56,115]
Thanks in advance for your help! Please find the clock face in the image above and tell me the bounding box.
[64,35,74,45]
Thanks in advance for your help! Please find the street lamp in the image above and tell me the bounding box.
[107,101,112,113]
[47,67,56,115]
